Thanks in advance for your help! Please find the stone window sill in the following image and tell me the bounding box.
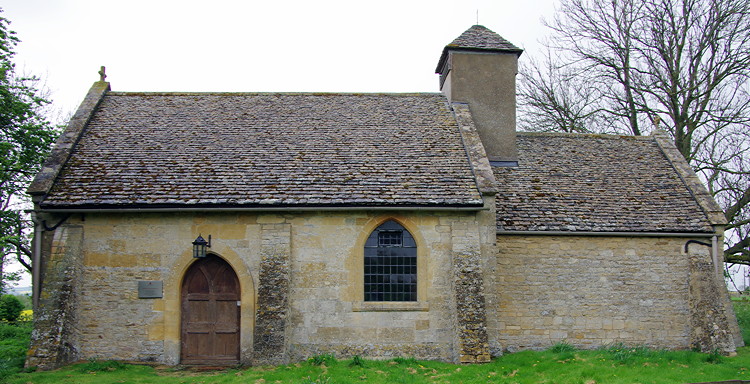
[352,301,429,312]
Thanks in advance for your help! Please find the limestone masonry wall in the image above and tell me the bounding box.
[285,212,481,362]
[70,212,261,365]
[31,210,487,366]
[28,211,738,368]
[490,235,696,352]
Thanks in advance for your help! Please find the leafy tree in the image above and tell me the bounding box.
[0,9,58,291]
[518,0,750,266]
[0,294,22,322]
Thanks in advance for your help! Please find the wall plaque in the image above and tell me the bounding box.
[138,280,163,298]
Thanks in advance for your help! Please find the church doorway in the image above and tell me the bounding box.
[180,255,241,365]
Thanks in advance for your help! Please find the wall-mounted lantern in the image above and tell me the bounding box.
[192,234,211,258]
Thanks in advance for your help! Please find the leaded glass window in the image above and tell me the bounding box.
[364,220,417,302]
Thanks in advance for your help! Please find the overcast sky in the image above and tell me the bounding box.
[3,0,559,117]
[3,1,748,290]
[2,0,560,286]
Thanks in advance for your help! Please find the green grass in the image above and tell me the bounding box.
[733,296,750,345]
[3,348,750,384]
[1,300,749,383]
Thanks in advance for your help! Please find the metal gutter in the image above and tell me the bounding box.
[38,205,489,214]
[497,230,716,238]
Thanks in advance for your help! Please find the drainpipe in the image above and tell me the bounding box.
[30,212,42,310]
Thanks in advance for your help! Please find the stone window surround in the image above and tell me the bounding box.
[347,216,430,312]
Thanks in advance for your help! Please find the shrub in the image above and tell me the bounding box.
[18,310,31,322]
[0,295,23,322]
[0,322,32,380]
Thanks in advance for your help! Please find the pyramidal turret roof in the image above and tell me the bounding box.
[448,25,522,51]
[436,25,522,73]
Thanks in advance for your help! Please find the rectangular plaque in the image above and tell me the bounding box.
[138,280,163,299]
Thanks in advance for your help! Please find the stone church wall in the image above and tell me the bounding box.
[30,209,491,366]
[69,212,261,365]
[30,212,736,368]
[489,235,733,353]
[284,211,491,363]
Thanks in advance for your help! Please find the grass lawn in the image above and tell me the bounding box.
[4,347,750,384]
[733,296,750,346]
[1,299,748,384]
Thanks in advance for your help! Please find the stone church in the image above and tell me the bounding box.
[26,25,742,369]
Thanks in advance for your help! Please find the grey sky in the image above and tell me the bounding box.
[3,1,747,290]
[3,0,558,116]
[1,0,559,287]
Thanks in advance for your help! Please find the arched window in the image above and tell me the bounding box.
[364,220,417,302]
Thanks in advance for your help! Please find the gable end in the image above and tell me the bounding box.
[27,81,111,202]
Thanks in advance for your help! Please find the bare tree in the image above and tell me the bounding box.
[518,51,611,134]
[519,0,750,266]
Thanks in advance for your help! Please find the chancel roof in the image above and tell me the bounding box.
[39,92,484,209]
[493,133,715,233]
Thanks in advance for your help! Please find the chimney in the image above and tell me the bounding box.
[436,25,523,164]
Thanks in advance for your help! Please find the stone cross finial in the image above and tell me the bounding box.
[98,66,107,81]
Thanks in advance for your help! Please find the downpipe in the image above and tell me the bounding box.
[30,212,42,310]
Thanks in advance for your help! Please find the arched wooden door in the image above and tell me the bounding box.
[181,255,240,365]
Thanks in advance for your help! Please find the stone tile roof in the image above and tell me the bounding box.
[40,92,484,209]
[436,25,522,76]
[493,133,714,233]
[446,25,522,52]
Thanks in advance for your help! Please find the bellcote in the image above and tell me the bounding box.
[436,25,523,163]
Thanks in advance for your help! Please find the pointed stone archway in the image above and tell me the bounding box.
[180,255,241,365]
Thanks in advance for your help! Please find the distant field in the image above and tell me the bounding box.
[5,287,31,296]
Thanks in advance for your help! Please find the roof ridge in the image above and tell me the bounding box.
[517,131,653,140]
[106,91,445,97]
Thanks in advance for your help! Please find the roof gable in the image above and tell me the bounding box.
[40,92,484,209]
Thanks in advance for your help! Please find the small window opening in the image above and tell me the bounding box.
[364,220,417,302]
